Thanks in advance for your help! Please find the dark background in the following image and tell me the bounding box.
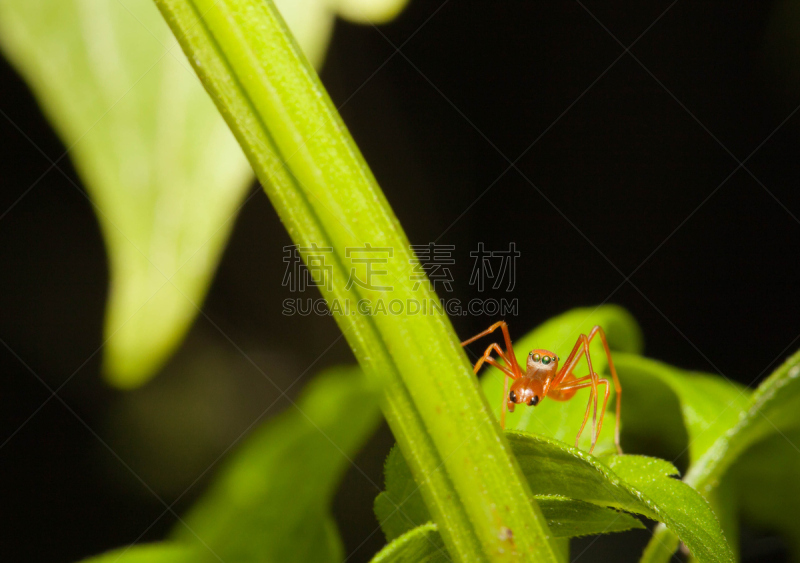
[1,0,798,561]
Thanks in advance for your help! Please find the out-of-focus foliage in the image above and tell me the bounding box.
[0,0,249,388]
[79,365,382,563]
[729,432,800,559]
[335,0,409,23]
[79,544,197,563]
[172,366,381,562]
[641,348,800,563]
[615,353,750,464]
[0,0,409,389]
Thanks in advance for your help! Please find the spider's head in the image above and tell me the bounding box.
[526,349,559,377]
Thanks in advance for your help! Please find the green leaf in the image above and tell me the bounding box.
[170,365,381,562]
[614,354,748,563]
[614,353,750,463]
[537,497,645,537]
[153,0,560,561]
[0,0,405,388]
[374,444,431,542]
[642,348,800,563]
[78,544,198,563]
[375,447,643,541]
[371,523,449,563]
[375,445,643,543]
[608,353,748,562]
[605,455,727,560]
[509,433,732,563]
[372,498,642,563]
[375,433,729,562]
[692,348,800,484]
[0,0,249,387]
[276,0,411,66]
[334,0,411,24]
[479,306,643,456]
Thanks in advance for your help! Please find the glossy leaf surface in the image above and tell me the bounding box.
[375,432,732,563]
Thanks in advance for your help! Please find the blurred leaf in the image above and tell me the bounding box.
[0,0,251,387]
[275,0,411,65]
[642,348,800,563]
[375,432,730,563]
[79,544,198,563]
[171,365,381,562]
[76,366,380,563]
[614,357,690,464]
[688,348,800,486]
[478,305,643,456]
[730,431,800,560]
[614,353,750,463]
[0,0,408,388]
[335,0,411,24]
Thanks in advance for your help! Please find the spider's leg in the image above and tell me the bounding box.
[461,321,521,373]
[552,377,611,454]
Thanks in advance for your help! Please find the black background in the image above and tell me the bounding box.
[1,1,798,561]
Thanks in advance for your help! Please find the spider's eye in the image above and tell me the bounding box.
[542,356,551,365]
[532,353,541,362]
[509,390,517,403]
[529,396,539,406]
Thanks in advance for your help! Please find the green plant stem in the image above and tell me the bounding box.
[152,0,558,561]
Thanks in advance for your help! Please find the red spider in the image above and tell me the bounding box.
[462,321,622,454]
